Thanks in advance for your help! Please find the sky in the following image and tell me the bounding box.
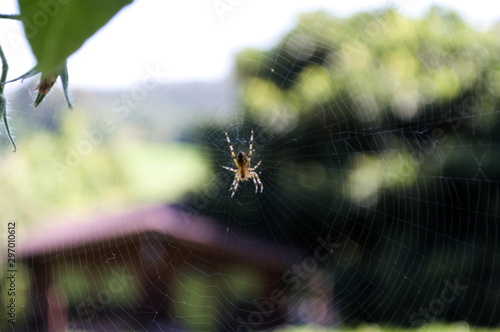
[1,0,499,89]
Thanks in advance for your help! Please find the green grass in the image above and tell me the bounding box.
[117,142,210,203]
[270,323,500,332]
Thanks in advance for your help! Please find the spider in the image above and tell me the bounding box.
[222,129,263,197]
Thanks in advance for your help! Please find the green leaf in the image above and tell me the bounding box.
[17,0,133,73]
[34,62,73,109]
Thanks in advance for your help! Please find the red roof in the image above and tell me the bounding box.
[19,204,301,271]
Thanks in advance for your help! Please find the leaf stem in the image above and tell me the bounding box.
[0,45,8,91]
[0,44,17,151]
[0,14,21,20]
[2,111,16,152]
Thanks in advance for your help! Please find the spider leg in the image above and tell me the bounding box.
[247,129,254,162]
[251,172,263,193]
[223,166,239,197]
[251,176,259,193]
[230,176,240,197]
[225,132,239,168]
[222,166,237,172]
[250,160,262,171]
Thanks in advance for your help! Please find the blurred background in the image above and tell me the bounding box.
[0,0,499,331]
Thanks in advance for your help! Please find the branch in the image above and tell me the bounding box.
[0,44,8,91]
[0,14,21,20]
[0,44,17,151]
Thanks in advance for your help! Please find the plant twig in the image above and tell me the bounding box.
[0,45,7,89]
[0,44,17,151]
[0,14,21,20]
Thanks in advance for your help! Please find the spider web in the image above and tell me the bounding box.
[177,5,500,330]
[181,100,499,328]
[1,3,499,332]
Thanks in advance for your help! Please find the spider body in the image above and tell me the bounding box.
[222,130,263,197]
[236,152,250,179]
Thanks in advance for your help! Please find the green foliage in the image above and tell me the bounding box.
[227,7,500,235]
[269,324,500,332]
[0,112,210,225]
[192,7,500,326]
[172,264,266,332]
[18,0,133,73]
[236,7,499,128]
[0,0,132,149]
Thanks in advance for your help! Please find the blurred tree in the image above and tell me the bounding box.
[0,110,210,224]
[187,7,500,326]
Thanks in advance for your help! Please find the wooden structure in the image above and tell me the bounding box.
[18,205,303,332]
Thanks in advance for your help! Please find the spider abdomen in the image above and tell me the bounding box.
[240,169,250,180]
